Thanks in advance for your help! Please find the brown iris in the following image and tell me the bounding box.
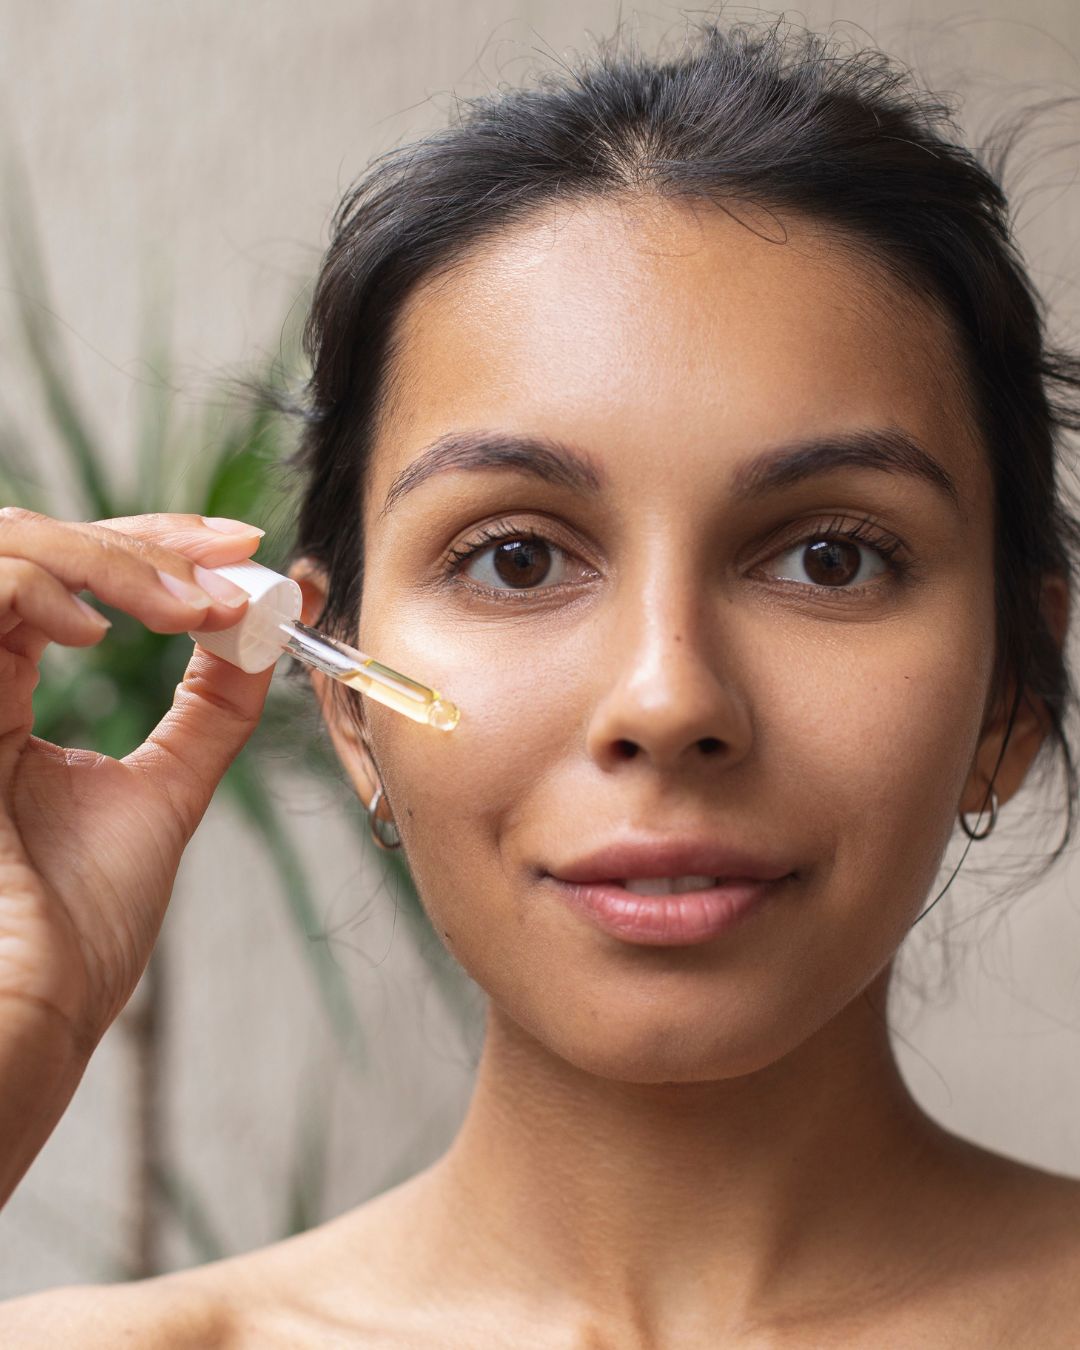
[492,538,553,588]
[802,539,860,586]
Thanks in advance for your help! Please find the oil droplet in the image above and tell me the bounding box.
[427,698,460,731]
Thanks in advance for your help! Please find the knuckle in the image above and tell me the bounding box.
[173,512,209,530]
[97,511,204,535]
[0,556,39,600]
[0,505,42,528]
[85,522,156,567]
[0,556,37,581]
[93,515,205,566]
[86,514,136,535]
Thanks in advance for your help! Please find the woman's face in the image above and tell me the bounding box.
[339,196,1003,1081]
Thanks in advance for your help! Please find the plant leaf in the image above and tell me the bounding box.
[280,1069,330,1238]
[132,298,174,513]
[349,807,482,1046]
[150,1160,227,1265]
[3,170,115,520]
[220,752,368,1066]
[0,423,49,512]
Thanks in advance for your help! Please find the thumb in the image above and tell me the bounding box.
[123,643,276,835]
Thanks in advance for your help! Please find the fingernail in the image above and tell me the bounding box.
[193,564,249,608]
[202,516,265,536]
[72,595,112,629]
[157,569,212,608]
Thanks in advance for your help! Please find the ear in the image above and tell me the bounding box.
[959,572,1070,815]
[286,557,381,811]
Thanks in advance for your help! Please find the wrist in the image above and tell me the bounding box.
[0,991,95,1208]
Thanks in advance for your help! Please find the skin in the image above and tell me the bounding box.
[0,511,272,1209]
[3,195,1077,1346]
[284,196,1077,1344]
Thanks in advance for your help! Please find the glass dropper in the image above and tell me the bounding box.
[278,619,460,731]
[187,559,461,733]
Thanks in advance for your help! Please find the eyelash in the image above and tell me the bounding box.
[442,515,913,602]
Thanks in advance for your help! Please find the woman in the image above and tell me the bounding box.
[2,16,1080,1345]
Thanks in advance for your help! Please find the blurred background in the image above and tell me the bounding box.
[0,0,1078,1296]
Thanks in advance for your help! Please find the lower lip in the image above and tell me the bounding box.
[547,876,792,946]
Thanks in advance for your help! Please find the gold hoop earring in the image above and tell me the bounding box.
[960,785,999,841]
[367,782,402,851]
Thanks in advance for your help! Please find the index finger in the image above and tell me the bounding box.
[89,513,266,561]
[0,509,258,635]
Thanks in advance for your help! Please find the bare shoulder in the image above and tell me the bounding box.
[0,1175,434,1348]
[993,1172,1080,1348]
[1021,1170,1080,1301]
[0,1272,230,1348]
[0,1244,377,1350]
[936,1144,1080,1345]
[973,1147,1080,1258]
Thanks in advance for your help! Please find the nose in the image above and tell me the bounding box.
[584,567,753,776]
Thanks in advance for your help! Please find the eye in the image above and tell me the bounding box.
[445,525,590,597]
[761,518,908,592]
[443,515,911,602]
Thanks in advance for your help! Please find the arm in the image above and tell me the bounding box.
[0,995,90,1208]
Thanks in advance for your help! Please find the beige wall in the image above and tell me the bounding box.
[1,0,1078,1294]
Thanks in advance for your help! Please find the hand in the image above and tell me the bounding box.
[0,508,275,1053]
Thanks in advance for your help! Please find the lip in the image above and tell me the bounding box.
[542,835,796,947]
[546,876,791,946]
[547,836,795,886]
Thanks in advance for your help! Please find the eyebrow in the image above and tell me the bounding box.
[379,425,960,518]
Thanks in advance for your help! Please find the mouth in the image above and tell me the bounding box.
[543,873,795,947]
[612,875,750,895]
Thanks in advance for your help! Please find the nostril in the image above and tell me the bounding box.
[699,737,722,755]
[614,739,639,759]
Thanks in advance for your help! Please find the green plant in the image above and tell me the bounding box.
[0,218,367,1058]
[0,175,478,1277]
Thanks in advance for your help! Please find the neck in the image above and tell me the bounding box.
[417,964,964,1338]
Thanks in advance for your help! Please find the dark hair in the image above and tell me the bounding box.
[283,13,1080,881]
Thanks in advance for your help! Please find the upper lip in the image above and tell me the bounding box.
[546,836,795,884]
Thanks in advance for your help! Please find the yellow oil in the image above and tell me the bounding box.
[342,658,460,731]
[278,620,460,732]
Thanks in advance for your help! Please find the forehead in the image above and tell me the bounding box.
[369,194,982,511]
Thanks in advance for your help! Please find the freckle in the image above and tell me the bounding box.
[407,806,414,817]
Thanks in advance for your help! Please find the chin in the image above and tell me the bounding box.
[530,1001,814,1085]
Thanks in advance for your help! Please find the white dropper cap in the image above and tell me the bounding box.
[188,559,302,673]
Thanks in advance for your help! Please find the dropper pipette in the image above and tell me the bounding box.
[276,619,460,730]
[188,559,460,732]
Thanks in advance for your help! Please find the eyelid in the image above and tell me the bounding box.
[770,513,903,553]
[752,514,913,593]
[442,518,596,601]
[445,516,588,569]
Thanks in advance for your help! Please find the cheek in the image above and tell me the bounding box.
[361,631,577,946]
[768,620,990,930]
